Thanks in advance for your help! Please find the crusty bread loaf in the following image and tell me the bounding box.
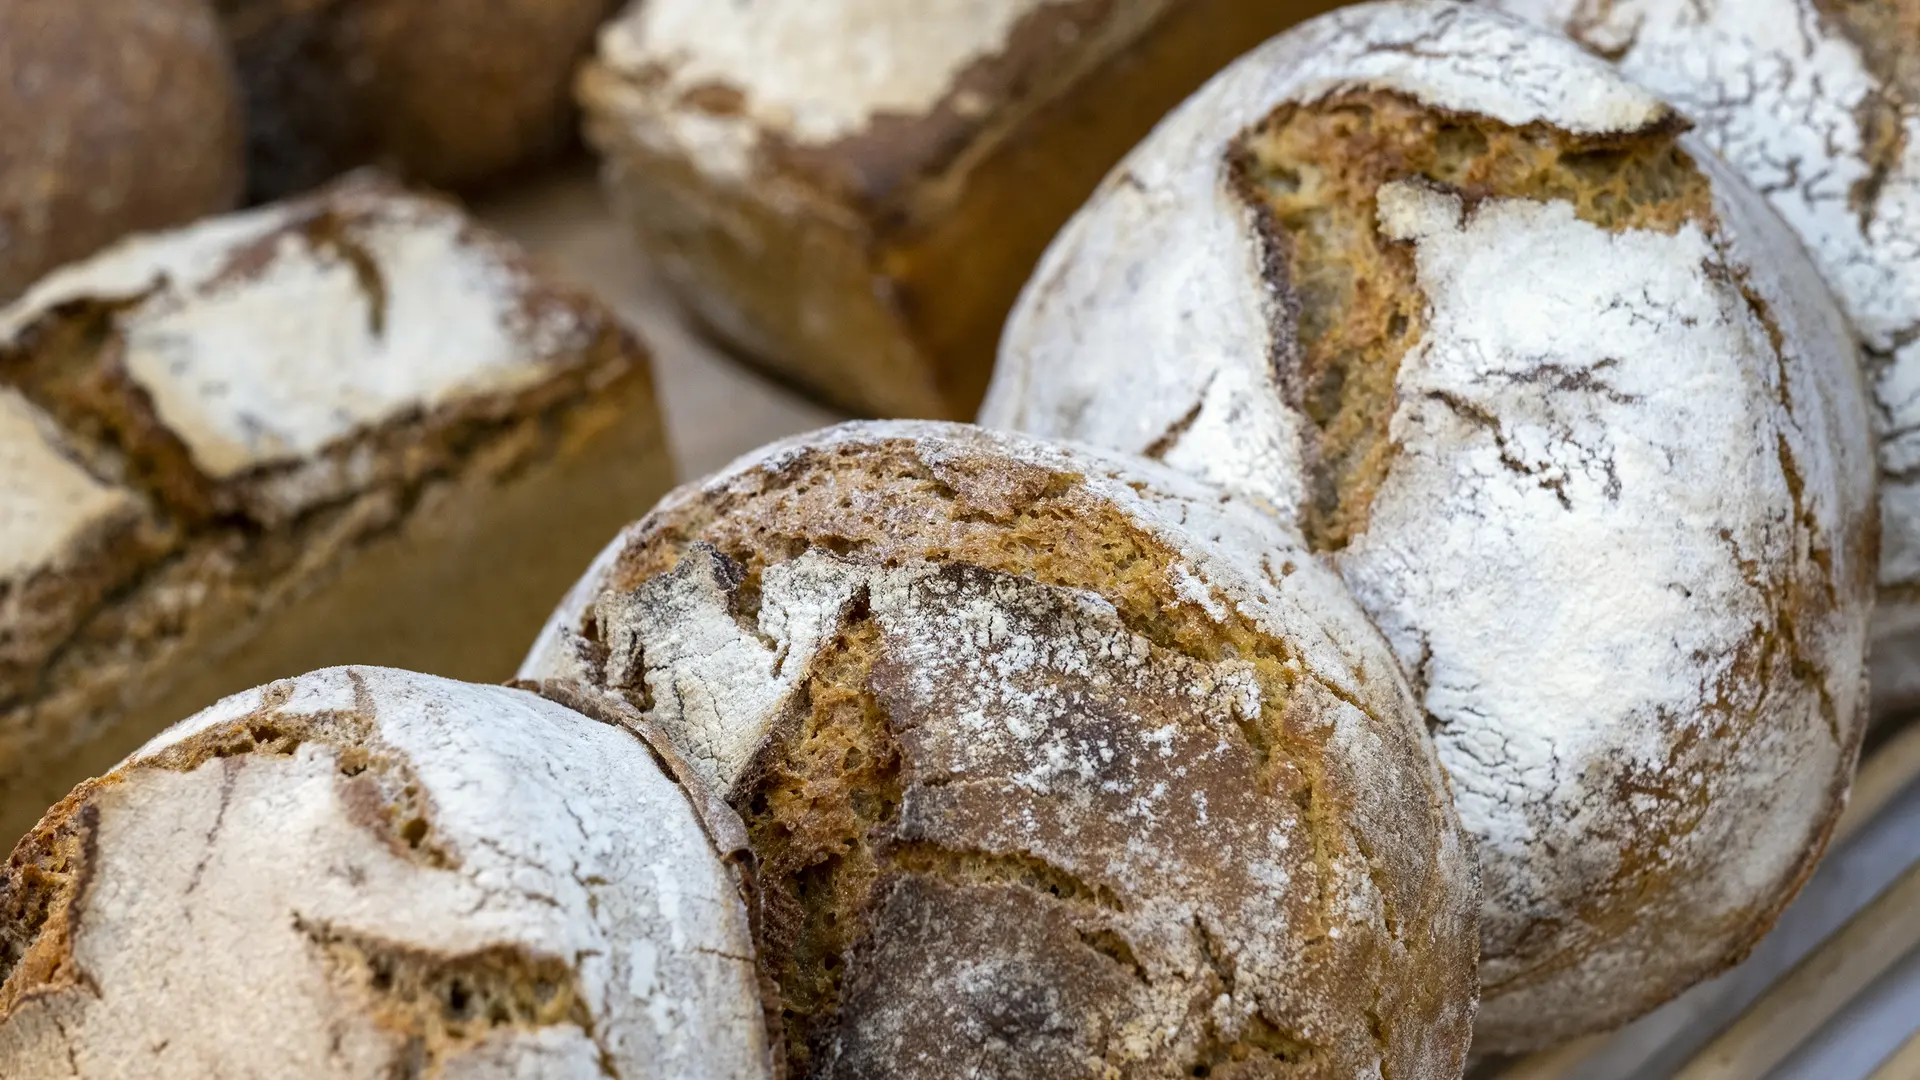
[578,0,1345,420]
[982,0,1878,1051]
[0,666,773,1078]
[0,0,244,300]
[0,174,673,845]
[217,0,618,199]
[1481,0,1920,723]
[522,420,1480,1078]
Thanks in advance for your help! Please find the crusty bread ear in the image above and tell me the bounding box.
[0,666,774,1080]
[0,175,672,843]
[985,0,1878,1052]
[0,0,242,300]
[525,419,1482,1079]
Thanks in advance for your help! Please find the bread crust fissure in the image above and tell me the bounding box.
[0,669,462,1022]
[1231,90,1712,552]
[576,437,1482,1076]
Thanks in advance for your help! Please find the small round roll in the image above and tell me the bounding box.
[0,0,243,299]
[523,420,1481,1079]
[982,0,1878,1051]
[0,666,772,1079]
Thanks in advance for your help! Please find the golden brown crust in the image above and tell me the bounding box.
[0,0,243,299]
[558,425,1479,1078]
[585,0,1347,419]
[219,0,618,199]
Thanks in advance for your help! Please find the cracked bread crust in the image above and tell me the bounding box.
[0,0,243,300]
[217,0,619,199]
[982,0,1878,1051]
[522,421,1480,1079]
[0,173,670,841]
[0,666,773,1079]
[1480,0,1920,721]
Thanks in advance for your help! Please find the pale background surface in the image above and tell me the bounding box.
[474,163,1920,1080]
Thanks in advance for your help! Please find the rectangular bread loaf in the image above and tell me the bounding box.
[0,173,674,840]
[578,0,1340,420]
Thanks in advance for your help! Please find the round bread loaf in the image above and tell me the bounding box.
[981,0,1878,1051]
[1481,0,1920,720]
[0,0,243,300]
[521,420,1480,1079]
[0,666,773,1079]
[218,0,616,198]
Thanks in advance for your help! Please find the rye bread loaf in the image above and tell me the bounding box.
[217,0,619,199]
[0,173,672,846]
[1481,0,1920,723]
[981,0,1879,1051]
[577,0,1345,420]
[0,665,773,1078]
[521,420,1481,1079]
[0,0,244,300]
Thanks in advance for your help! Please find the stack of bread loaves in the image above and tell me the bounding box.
[0,0,1904,1073]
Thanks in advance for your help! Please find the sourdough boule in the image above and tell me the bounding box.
[0,0,244,299]
[982,0,1878,1051]
[523,420,1480,1079]
[0,665,772,1078]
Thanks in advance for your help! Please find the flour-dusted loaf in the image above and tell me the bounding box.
[1480,0,1920,723]
[577,0,1346,420]
[982,0,1879,1051]
[0,666,773,1079]
[0,173,673,845]
[521,420,1480,1078]
[218,0,619,199]
[0,0,243,300]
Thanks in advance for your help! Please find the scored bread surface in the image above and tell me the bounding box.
[1483,0,1920,717]
[983,0,1877,1050]
[0,173,666,841]
[0,666,771,1079]
[524,420,1480,1079]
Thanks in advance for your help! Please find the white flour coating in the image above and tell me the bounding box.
[594,546,865,795]
[525,420,1481,1075]
[983,0,1672,516]
[0,389,136,584]
[982,0,1876,1049]
[590,0,1161,184]
[0,176,587,514]
[0,667,771,1080]
[1484,0,1920,706]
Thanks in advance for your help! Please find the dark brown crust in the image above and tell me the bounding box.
[219,0,619,199]
[0,0,244,299]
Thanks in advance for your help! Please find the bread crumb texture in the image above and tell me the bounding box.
[0,172,642,785]
[524,420,1480,1079]
[0,666,772,1079]
[1482,0,1920,713]
[985,0,1877,1051]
